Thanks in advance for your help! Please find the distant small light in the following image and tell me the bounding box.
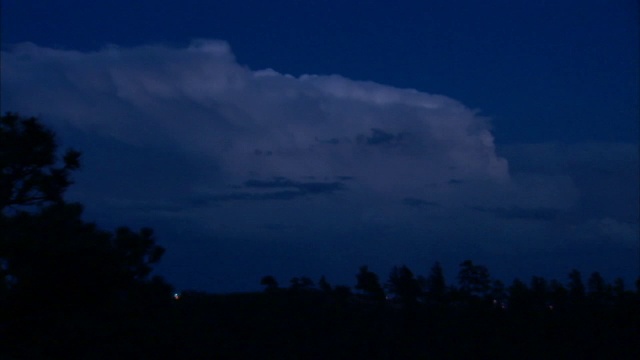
[174,293,181,300]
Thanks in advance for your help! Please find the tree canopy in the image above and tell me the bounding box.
[0,113,80,214]
[0,113,168,315]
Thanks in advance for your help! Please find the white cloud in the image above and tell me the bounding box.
[1,40,509,195]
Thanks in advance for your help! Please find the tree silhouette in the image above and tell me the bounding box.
[567,269,586,305]
[261,275,279,292]
[507,278,531,312]
[612,277,626,299]
[112,226,165,283]
[355,266,385,301]
[587,271,609,306]
[289,276,314,291]
[457,260,491,299]
[548,279,568,309]
[423,261,447,303]
[0,114,168,314]
[529,276,549,310]
[318,275,332,293]
[489,279,507,306]
[0,113,80,213]
[386,265,421,305]
[3,203,114,310]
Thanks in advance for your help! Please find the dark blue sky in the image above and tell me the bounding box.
[2,0,638,292]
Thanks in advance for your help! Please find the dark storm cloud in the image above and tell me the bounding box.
[471,206,561,221]
[200,191,303,203]
[365,128,396,145]
[0,41,510,193]
[244,177,345,194]
[315,137,343,145]
[1,40,636,292]
[402,198,440,208]
[498,142,639,223]
[0,41,626,236]
[192,177,346,205]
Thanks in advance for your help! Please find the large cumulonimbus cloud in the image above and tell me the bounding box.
[1,40,508,195]
[7,40,627,291]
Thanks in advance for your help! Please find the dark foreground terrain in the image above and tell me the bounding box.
[2,284,639,359]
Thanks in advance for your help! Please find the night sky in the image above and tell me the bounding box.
[1,0,638,293]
